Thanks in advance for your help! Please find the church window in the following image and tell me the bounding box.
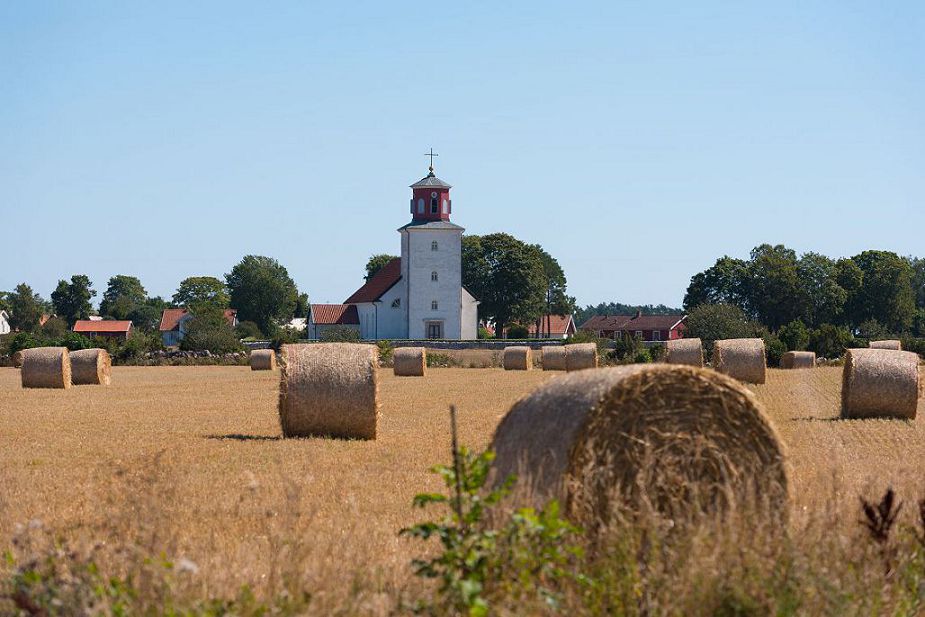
[431,241,438,251]
[431,300,439,311]
[417,198,425,214]
[431,192,439,213]
[442,199,448,214]
[431,271,438,282]
[391,298,400,308]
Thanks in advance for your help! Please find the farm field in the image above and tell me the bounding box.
[1,365,924,611]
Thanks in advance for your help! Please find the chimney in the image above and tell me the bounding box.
[634,309,642,319]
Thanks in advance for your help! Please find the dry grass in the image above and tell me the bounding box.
[1,365,924,611]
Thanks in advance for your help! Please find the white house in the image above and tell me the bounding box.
[0,310,10,335]
[332,164,478,340]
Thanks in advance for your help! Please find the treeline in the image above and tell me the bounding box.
[683,244,925,360]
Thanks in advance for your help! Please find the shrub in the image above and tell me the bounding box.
[632,347,652,363]
[762,332,787,367]
[648,343,666,362]
[319,326,361,343]
[235,320,264,340]
[507,324,530,339]
[567,330,613,355]
[686,304,753,361]
[377,340,394,365]
[777,319,809,352]
[477,326,494,339]
[808,324,855,359]
[180,308,244,354]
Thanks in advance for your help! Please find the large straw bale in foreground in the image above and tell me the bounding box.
[393,347,426,376]
[11,350,23,369]
[714,338,766,384]
[869,340,902,350]
[564,343,598,371]
[542,346,567,371]
[250,349,276,371]
[279,343,379,439]
[21,347,71,389]
[491,365,788,525]
[70,348,111,385]
[841,348,919,420]
[781,351,815,369]
[503,346,532,371]
[665,338,703,367]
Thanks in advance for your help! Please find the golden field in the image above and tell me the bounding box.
[0,365,924,612]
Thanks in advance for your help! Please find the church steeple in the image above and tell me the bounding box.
[409,150,452,222]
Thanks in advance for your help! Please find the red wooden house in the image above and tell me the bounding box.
[580,311,686,343]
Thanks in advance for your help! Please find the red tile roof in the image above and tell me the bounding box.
[344,258,402,304]
[73,320,132,333]
[159,308,237,331]
[527,314,576,337]
[581,314,686,332]
[310,304,360,325]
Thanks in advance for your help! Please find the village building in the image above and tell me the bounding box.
[313,162,478,340]
[73,319,133,341]
[0,310,11,335]
[306,304,360,339]
[159,308,238,346]
[527,314,577,339]
[580,311,687,343]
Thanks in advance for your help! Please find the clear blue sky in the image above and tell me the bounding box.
[2,2,922,309]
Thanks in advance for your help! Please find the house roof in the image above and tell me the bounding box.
[410,171,452,189]
[344,257,402,304]
[580,314,686,332]
[159,308,237,331]
[73,320,132,333]
[527,314,576,337]
[310,304,360,325]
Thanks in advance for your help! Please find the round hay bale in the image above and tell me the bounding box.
[503,346,532,371]
[781,351,815,369]
[21,347,71,389]
[393,347,426,376]
[70,348,112,385]
[665,338,703,367]
[279,343,379,439]
[250,349,277,371]
[565,343,598,372]
[869,339,901,351]
[713,338,766,384]
[541,346,567,371]
[490,365,787,526]
[841,348,919,420]
[11,350,24,369]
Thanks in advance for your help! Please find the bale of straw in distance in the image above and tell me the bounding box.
[70,348,111,385]
[841,348,919,420]
[665,338,703,367]
[12,350,24,369]
[503,346,532,371]
[541,346,567,371]
[21,347,71,389]
[565,343,598,372]
[279,343,379,439]
[393,347,427,376]
[490,365,788,526]
[713,338,767,384]
[250,349,277,371]
[781,351,816,369]
[869,340,902,350]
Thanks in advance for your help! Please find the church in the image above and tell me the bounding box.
[310,161,479,340]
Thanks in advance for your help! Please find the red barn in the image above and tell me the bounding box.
[580,311,686,343]
[72,320,133,341]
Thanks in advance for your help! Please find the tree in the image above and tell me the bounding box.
[849,251,916,333]
[746,244,803,330]
[225,255,298,336]
[683,256,750,312]
[99,275,147,319]
[808,324,854,359]
[128,297,169,332]
[179,305,242,354]
[172,276,230,310]
[51,275,95,327]
[461,233,546,337]
[294,293,310,319]
[684,304,753,361]
[795,252,846,328]
[777,319,810,352]
[365,254,398,281]
[530,245,576,338]
[6,284,45,333]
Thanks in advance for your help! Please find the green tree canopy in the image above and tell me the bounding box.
[294,292,310,319]
[226,255,298,336]
[530,245,577,337]
[7,283,45,333]
[365,254,398,281]
[849,250,916,333]
[683,256,751,312]
[684,304,754,361]
[172,276,230,310]
[99,275,148,320]
[179,304,243,354]
[462,233,546,337]
[51,275,95,327]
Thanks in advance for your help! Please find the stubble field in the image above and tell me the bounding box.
[1,365,924,611]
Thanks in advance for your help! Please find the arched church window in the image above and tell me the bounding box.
[417,198,425,214]
[431,271,438,282]
[442,199,448,214]
[431,241,438,251]
[431,191,439,214]
[432,300,439,311]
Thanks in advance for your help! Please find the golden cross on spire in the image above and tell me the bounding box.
[424,148,438,173]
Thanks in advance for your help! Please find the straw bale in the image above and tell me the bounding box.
[21,347,71,389]
[70,348,111,385]
[541,346,567,371]
[491,365,787,525]
[565,343,598,371]
[503,346,532,371]
[250,349,277,371]
[665,338,703,367]
[841,348,919,420]
[393,347,427,376]
[869,340,902,350]
[781,351,815,369]
[278,343,379,439]
[714,338,766,384]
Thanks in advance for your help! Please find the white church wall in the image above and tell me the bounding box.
[461,289,478,340]
[404,227,462,339]
[375,277,407,339]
